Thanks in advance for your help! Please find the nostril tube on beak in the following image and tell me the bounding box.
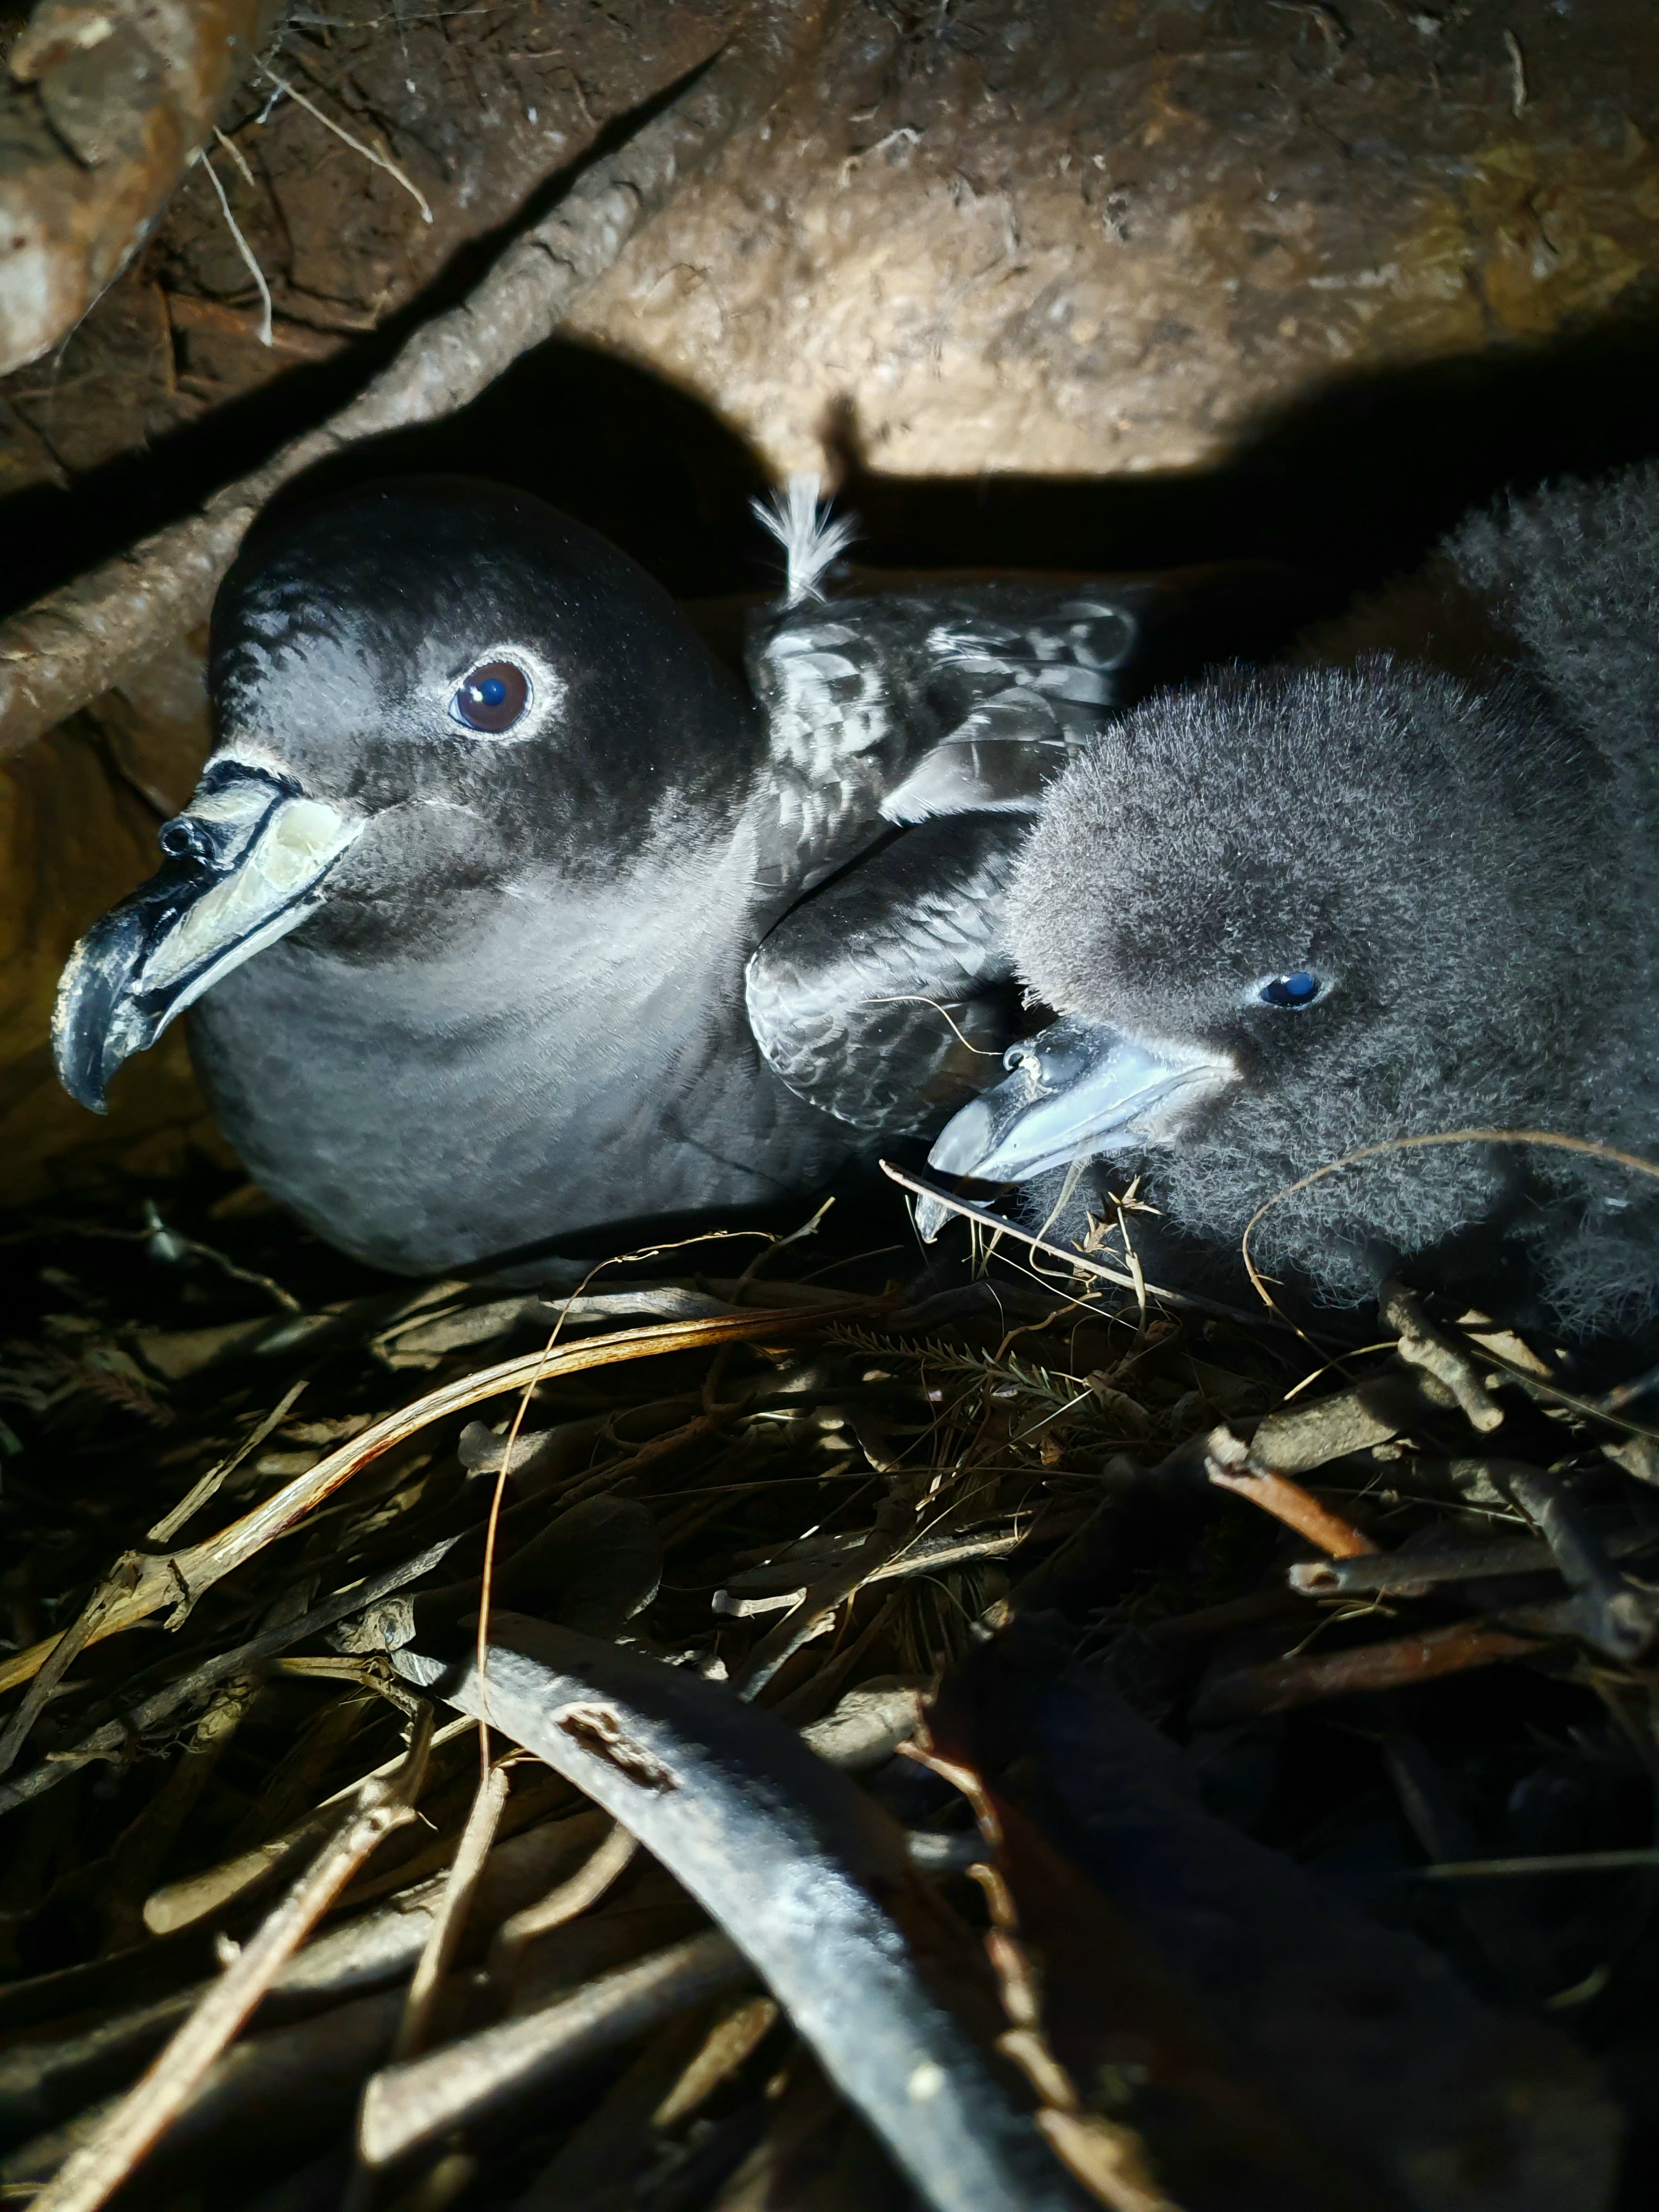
[157,817,212,864]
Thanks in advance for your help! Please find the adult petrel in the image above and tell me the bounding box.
[53,477,1159,1275]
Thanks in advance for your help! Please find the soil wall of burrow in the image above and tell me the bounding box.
[3,0,1659,1205]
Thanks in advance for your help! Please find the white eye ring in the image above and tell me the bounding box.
[430,642,564,742]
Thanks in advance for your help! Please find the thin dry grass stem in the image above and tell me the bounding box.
[478,1319,567,1780]
[1418,1846,1659,1880]
[732,1195,836,1294]
[255,58,435,222]
[1239,1127,1659,1322]
[1033,1149,1095,1258]
[0,1301,875,1702]
[455,1233,788,2018]
[864,995,1006,1056]
[883,1160,1142,1297]
[390,1758,511,2064]
[471,1227,776,1774]
[29,1703,434,2212]
[211,127,257,192]
[148,1376,309,1543]
[880,1159,1269,1328]
[200,153,274,348]
[1280,1342,1397,1402]
[1459,1341,1659,1446]
[1083,1180,1153,1327]
[0,1556,140,1775]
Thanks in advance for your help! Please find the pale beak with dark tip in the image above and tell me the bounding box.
[52,762,364,1113]
[912,1013,1234,1242]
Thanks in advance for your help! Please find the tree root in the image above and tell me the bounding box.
[0,0,833,759]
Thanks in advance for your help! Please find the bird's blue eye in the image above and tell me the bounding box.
[450,659,531,734]
[1257,970,1322,1009]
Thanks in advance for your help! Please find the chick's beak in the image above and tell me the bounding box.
[913,1013,1231,1242]
[53,761,363,1111]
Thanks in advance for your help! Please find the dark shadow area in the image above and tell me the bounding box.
[7,276,1659,634]
[828,304,1659,597]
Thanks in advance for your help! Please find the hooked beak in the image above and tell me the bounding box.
[913,1014,1232,1242]
[53,760,364,1111]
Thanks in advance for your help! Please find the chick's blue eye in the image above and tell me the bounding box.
[1259,970,1321,1009]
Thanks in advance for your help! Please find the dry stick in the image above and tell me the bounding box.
[489,1818,641,1983]
[0,0,835,757]
[1204,1427,1378,1560]
[1493,1462,1659,1661]
[1378,1280,1504,1434]
[1193,1606,1576,1724]
[28,1704,434,2212]
[1207,1465,1379,1560]
[390,1759,511,2064]
[0,1300,873,1702]
[1289,1521,1659,1599]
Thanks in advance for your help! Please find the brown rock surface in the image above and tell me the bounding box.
[0,0,269,378]
[565,0,1659,478]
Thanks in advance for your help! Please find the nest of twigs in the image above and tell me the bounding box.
[1,1166,1656,2212]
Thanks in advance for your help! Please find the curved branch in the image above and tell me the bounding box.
[0,0,833,758]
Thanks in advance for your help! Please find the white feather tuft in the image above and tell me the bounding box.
[752,475,858,606]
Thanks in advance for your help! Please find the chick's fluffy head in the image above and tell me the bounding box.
[1005,661,1639,1319]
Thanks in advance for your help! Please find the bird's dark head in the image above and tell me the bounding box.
[52,480,754,1110]
[210,480,749,901]
[928,658,1622,1308]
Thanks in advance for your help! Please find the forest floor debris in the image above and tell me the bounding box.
[0,1162,1656,2207]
